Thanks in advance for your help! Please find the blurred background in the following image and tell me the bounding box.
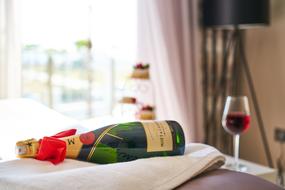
[21,0,137,119]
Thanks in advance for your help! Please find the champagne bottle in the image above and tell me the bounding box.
[16,120,185,164]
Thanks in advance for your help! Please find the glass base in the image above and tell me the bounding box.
[225,163,247,172]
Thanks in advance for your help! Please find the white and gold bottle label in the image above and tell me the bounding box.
[142,121,173,152]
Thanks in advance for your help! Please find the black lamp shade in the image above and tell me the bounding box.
[203,0,270,28]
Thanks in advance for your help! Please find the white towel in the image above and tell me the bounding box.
[0,143,225,190]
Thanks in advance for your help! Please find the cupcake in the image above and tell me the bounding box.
[137,105,155,120]
[119,96,137,104]
[130,62,150,79]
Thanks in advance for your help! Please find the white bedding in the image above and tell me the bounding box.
[0,99,83,160]
[0,143,225,190]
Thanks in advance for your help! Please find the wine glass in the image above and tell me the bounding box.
[222,96,250,171]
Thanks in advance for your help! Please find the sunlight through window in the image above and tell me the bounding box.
[21,0,137,119]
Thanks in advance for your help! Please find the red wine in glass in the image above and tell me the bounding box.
[222,96,250,171]
[225,112,250,135]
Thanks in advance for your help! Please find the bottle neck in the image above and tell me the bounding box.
[15,138,39,158]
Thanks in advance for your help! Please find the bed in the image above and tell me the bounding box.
[0,99,282,190]
[177,169,283,190]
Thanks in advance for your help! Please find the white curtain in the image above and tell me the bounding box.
[0,0,21,98]
[137,0,203,142]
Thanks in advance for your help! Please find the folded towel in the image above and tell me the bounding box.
[0,143,225,190]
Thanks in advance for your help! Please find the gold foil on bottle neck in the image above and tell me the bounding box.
[15,138,39,158]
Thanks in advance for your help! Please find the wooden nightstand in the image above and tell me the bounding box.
[223,155,277,184]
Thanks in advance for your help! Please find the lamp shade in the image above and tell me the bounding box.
[203,0,270,28]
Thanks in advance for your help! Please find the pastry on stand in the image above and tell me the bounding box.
[115,62,155,120]
[137,105,156,120]
[130,63,150,79]
[119,96,137,104]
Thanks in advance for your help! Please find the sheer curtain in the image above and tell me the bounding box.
[0,0,21,98]
[137,0,203,142]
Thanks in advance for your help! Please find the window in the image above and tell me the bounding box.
[21,0,137,119]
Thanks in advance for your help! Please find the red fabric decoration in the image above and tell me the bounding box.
[35,129,77,165]
[51,129,77,139]
[36,137,66,164]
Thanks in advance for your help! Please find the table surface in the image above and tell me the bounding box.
[223,155,277,183]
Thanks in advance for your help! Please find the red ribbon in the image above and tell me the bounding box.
[36,129,77,164]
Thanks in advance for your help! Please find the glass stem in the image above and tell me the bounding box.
[234,134,240,170]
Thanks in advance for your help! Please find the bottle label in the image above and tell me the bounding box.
[63,135,84,159]
[142,121,173,152]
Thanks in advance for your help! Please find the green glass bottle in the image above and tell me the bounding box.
[62,120,185,164]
